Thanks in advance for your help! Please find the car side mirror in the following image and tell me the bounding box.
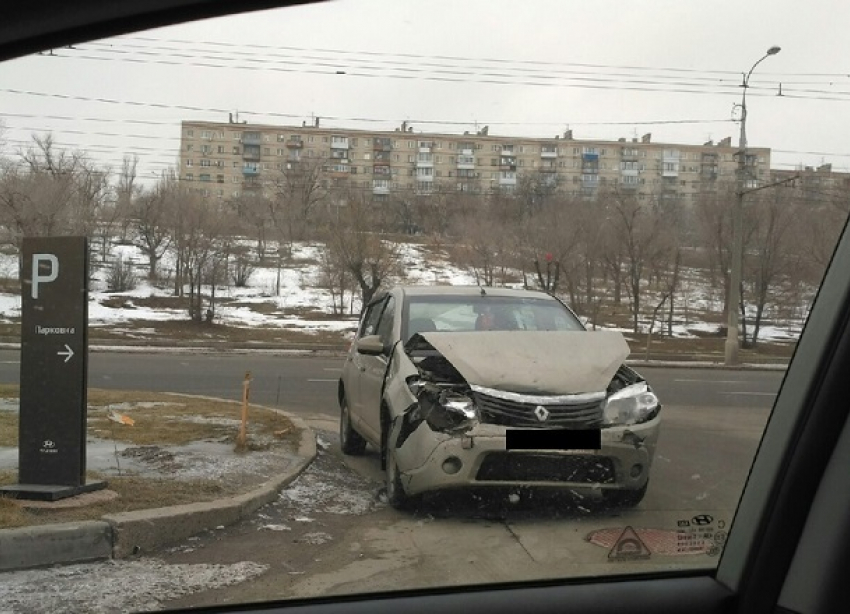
[357,335,388,356]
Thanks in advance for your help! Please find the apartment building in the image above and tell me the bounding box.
[179,119,772,203]
[772,164,850,203]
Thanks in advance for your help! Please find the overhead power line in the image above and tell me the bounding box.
[119,35,850,81]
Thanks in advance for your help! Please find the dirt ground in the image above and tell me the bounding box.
[0,387,301,528]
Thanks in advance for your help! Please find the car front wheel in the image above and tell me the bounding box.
[385,447,415,510]
[339,397,367,455]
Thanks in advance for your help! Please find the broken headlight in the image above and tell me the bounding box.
[412,380,479,434]
[602,382,659,426]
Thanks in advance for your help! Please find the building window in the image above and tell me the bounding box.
[186,144,193,152]
[264,148,271,155]
[186,129,194,137]
[186,159,193,167]
[185,173,193,181]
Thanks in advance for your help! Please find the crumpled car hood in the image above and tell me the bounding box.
[415,330,630,395]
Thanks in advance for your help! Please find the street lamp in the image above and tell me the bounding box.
[725,46,781,366]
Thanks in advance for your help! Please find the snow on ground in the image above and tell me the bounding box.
[0,559,268,614]
[0,240,807,341]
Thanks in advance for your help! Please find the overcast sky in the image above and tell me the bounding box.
[1,0,849,185]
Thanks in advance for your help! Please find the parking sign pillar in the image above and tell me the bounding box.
[0,236,106,501]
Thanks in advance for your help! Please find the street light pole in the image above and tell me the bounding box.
[725,46,781,366]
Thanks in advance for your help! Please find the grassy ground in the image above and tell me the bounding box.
[0,386,298,528]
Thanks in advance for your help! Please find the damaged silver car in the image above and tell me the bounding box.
[338,286,661,509]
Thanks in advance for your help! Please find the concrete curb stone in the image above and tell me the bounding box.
[0,521,113,572]
[0,408,317,571]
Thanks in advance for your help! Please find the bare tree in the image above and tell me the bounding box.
[325,189,404,306]
[133,171,175,280]
[694,182,737,322]
[607,189,676,333]
[112,155,140,243]
[229,192,271,262]
[742,191,801,346]
[270,156,328,251]
[0,134,108,273]
[177,196,235,321]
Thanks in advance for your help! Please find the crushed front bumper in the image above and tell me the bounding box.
[393,417,660,497]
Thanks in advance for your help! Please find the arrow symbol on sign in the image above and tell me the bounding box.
[57,344,74,363]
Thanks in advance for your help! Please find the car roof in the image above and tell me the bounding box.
[396,285,558,300]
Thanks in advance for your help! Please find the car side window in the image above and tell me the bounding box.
[376,296,396,345]
[359,299,386,338]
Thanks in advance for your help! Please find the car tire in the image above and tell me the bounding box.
[385,447,416,510]
[339,397,367,455]
[603,480,649,508]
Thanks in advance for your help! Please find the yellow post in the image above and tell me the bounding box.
[238,371,251,447]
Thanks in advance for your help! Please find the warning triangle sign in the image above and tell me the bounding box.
[608,526,652,561]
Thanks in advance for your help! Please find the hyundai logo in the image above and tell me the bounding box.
[42,440,55,449]
[534,405,550,422]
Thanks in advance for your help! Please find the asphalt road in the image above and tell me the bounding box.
[0,349,785,418]
[0,349,784,609]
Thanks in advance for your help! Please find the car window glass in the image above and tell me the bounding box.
[376,295,395,344]
[359,299,386,338]
[0,0,847,610]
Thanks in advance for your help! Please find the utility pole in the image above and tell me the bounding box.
[725,46,781,366]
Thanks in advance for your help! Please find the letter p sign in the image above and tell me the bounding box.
[32,254,58,299]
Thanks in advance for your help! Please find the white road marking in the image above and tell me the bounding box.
[674,379,748,384]
[307,378,338,382]
[722,392,777,396]
[323,367,343,372]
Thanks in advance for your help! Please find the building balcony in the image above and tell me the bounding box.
[241,132,262,145]
[242,165,260,176]
[541,147,558,158]
[372,183,390,195]
[373,139,392,151]
[416,160,434,168]
[331,137,349,149]
[457,161,475,170]
[286,138,303,149]
[582,152,599,161]
[620,168,639,177]
[662,168,679,178]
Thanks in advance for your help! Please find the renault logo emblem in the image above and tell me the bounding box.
[534,405,550,422]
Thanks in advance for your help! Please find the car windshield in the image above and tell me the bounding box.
[0,0,848,612]
[406,295,584,338]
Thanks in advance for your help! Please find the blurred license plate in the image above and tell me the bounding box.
[506,429,601,451]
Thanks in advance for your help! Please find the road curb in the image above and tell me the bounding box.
[0,521,113,572]
[0,409,317,571]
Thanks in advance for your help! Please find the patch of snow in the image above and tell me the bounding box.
[300,532,333,545]
[0,560,267,614]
